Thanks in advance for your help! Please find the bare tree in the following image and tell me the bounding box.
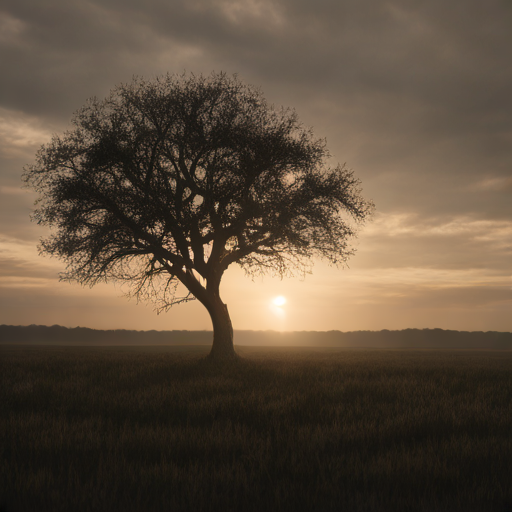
[23,72,373,360]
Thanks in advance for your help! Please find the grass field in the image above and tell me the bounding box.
[1,345,511,512]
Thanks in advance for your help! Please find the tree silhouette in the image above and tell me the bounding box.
[24,72,373,360]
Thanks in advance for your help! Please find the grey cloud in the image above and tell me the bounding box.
[382,284,511,310]
[3,0,511,161]
[0,187,39,241]
[0,1,203,119]
[355,231,511,273]
[0,255,58,281]
[4,0,511,116]
[354,213,512,272]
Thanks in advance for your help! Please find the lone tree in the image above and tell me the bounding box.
[24,72,373,361]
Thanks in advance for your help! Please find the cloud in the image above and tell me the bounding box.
[0,185,39,240]
[473,176,512,192]
[0,107,54,158]
[364,213,512,243]
[0,235,60,282]
[0,10,26,45]
[355,212,512,272]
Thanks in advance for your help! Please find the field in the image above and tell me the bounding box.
[1,345,511,512]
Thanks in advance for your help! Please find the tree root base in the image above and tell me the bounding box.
[205,350,241,364]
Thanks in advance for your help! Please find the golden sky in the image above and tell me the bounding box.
[0,0,511,332]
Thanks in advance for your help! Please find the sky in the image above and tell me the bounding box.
[0,0,511,333]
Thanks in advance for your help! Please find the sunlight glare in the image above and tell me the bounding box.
[272,295,287,307]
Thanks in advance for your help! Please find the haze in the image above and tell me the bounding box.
[0,0,510,332]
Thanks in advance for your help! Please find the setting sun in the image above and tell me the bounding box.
[272,296,287,307]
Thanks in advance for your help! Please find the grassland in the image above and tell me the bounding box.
[1,345,511,512]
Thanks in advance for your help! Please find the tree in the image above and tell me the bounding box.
[23,72,374,361]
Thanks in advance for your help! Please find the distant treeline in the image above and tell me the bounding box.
[1,324,511,349]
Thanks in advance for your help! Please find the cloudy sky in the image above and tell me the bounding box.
[1,0,511,333]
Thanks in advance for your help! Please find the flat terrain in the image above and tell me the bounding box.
[1,345,511,512]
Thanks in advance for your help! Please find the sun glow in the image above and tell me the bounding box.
[269,295,287,329]
[272,295,287,307]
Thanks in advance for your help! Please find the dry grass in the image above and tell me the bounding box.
[1,345,511,512]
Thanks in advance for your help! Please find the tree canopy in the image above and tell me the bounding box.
[24,72,374,360]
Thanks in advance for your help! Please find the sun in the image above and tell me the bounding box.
[272,296,287,307]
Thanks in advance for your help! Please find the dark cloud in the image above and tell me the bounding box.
[2,0,510,203]
[3,0,512,119]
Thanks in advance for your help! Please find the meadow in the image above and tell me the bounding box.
[1,344,511,512]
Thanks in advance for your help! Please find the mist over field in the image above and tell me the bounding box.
[1,324,511,350]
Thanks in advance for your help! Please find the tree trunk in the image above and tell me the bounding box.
[205,294,238,362]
